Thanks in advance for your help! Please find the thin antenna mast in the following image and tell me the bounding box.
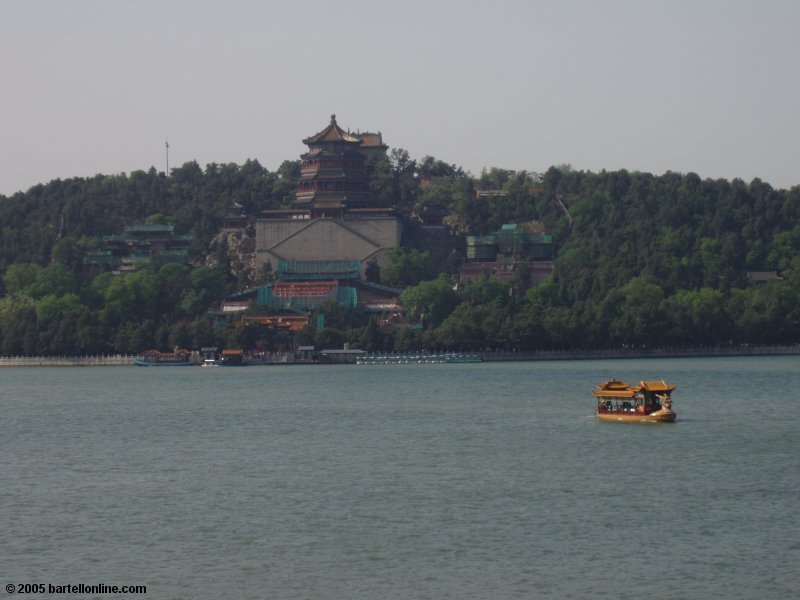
[165,140,170,175]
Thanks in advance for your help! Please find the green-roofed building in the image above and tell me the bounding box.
[83,222,193,272]
[462,222,555,285]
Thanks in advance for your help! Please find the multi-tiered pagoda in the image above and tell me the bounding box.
[294,114,371,218]
[255,115,401,288]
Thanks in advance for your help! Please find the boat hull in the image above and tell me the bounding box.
[596,408,676,423]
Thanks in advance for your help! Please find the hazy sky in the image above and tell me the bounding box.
[2,0,798,196]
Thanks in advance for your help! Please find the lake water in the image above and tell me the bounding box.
[1,357,798,599]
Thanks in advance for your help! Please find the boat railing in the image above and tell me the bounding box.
[597,401,665,414]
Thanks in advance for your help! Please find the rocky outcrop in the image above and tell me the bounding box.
[207,227,257,286]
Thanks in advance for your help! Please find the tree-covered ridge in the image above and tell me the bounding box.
[544,169,800,300]
[0,159,294,273]
[400,168,800,350]
[0,260,225,355]
[1,154,800,355]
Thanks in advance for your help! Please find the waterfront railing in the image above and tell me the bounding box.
[2,345,798,367]
[0,355,136,367]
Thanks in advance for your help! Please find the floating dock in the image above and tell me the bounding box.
[357,352,481,365]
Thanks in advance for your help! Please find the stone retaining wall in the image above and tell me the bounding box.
[0,355,135,366]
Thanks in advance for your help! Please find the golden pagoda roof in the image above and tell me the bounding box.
[637,380,677,392]
[303,114,362,145]
[593,379,635,398]
[592,378,676,398]
[595,379,633,391]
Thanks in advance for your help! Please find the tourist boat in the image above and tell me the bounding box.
[593,379,677,422]
[134,348,194,366]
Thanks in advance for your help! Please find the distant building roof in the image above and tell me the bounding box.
[221,300,251,312]
[125,224,175,233]
[748,271,782,285]
[475,189,508,199]
[354,131,386,148]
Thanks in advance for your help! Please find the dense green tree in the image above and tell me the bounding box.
[180,267,225,316]
[293,324,316,348]
[388,148,418,209]
[128,320,156,354]
[607,278,666,346]
[368,156,397,207]
[27,263,79,299]
[430,303,504,350]
[51,236,100,271]
[460,274,510,308]
[382,247,436,287]
[190,315,217,349]
[662,288,731,346]
[357,316,388,352]
[417,156,464,179]
[35,293,81,321]
[392,327,420,352]
[0,294,34,354]
[767,225,800,272]
[168,321,193,350]
[158,263,190,313]
[315,327,345,349]
[3,263,41,295]
[400,275,459,329]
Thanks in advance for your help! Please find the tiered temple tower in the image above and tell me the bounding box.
[294,114,371,218]
[255,115,401,282]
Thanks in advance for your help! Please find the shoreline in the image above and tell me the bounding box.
[0,355,136,367]
[1,345,798,366]
[477,345,800,361]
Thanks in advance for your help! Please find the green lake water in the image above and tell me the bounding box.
[2,357,798,598]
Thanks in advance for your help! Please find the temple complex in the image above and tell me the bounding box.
[83,224,192,272]
[255,115,400,277]
[460,222,554,285]
[254,115,402,316]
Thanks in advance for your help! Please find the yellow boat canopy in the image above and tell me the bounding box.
[592,378,676,398]
[593,379,636,398]
[638,380,677,393]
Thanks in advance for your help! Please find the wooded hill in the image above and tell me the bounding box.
[1,153,799,355]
